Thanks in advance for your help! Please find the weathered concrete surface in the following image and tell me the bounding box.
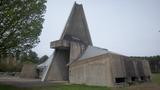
[39,2,152,87]
[69,51,152,87]
[132,60,140,78]
[20,63,37,78]
[44,49,69,81]
[125,60,152,82]
[69,54,113,86]
[142,60,152,81]
[108,53,126,86]
[137,60,145,78]
[60,3,93,46]
[44,3,93,82]
[50,40,70,49]
[69,42,86,63]
[70,52,128,87]
[124,59,140,82]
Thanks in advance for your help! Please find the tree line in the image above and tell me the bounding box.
[129,55,160,61]
[130,55,160,73]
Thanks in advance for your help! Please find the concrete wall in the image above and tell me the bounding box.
[69,42,86,63]
[20,63,37,78]
[44,49,69,81]
[142,60,151,81]
[69,53,152,87]
[125,59,151,82]
[108,53,126,86]
[69,54,113,86]
[70,53,128,87]
[132,60,140,80]
[124,58,141,83]
[124,59,137,82]
[137,60,145,78]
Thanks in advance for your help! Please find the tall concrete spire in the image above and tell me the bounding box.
[60,2,93,46]
[41,3,93,82]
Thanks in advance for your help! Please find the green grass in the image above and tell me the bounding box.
[0,84,16,90]
[0,74,159,90]
[0,84,110,90]
[152,73,160,85]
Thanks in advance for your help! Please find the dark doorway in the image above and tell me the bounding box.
[131,77,137,81]
[115,77,125,83]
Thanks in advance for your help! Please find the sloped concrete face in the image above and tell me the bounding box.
[132,60,140,79]
[108,53,126,86]
[20,63,37,78]
[44,49,70,81]
[124,59,151,82]
[44,41,86,81]
[60,3,93,46]
[136,60,146,81]
[124,59,139,82]
[141,60,152,81]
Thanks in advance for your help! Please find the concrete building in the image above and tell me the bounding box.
[20,63,37,78]
[38,3,151,87]
[69,46,127,86]
[148,59,160,73]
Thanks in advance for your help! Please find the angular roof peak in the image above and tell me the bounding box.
[74,1,83,5]
[60,2,93,46]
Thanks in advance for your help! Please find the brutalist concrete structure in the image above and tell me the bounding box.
[20,63,38,78]
[38,3,151,87]
[43,2,92,81]
[148,60,160,73]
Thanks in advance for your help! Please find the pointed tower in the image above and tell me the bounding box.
[60,2,93,46]
[41,3,92,81]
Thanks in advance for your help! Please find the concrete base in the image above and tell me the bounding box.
[20,63,37,79]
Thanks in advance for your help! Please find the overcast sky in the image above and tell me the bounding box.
[33,0,160,57]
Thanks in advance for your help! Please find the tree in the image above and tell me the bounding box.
[0,0,46,57]
[20,50,39,63]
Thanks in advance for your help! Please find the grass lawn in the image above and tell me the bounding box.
[152,73,160,85]
[0,84,110,90]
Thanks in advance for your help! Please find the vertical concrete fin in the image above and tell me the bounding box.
[60,3,93,46]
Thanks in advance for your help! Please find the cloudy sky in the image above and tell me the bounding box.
[33,0,160,57]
